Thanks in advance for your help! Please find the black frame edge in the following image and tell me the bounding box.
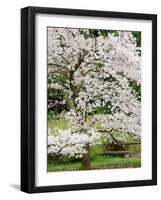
[21,7,30,193]
[21,7,35,193]
[24,6,157,19]
[152,14,157,185]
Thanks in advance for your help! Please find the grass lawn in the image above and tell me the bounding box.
[48,155,141,172]
[48,117,70,130]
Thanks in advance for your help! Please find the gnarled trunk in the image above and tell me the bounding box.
[81,144,91,170]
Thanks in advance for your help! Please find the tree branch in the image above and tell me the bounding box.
[48,63,70,72]
[58,53,70,64]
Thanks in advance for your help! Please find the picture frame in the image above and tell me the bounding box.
[21,6,157,193]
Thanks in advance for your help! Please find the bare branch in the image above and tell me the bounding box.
[48,63,70,73]
[58,53,70,64]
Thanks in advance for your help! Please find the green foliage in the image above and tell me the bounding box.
[92,104,112,114]
[80,29,118,39]
[130,80,141,101]
[48,73,69,114]
[132,31,141,47]
[80,29,141,47]
[90,144,104,160]
[95,62,104,70]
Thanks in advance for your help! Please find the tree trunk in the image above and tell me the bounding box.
[81,144,91,170]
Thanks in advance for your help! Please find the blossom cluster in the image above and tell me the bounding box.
[48,128,101,158]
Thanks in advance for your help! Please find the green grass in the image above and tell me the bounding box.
[48,160,81,171]
[91,155,140,168]
[48,155,141,172]
[48,115,110,130]
[48,117,70,130]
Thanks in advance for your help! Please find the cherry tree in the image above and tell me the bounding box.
[48,27,141,169]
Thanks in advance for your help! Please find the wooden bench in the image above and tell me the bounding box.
[103,151,129,158]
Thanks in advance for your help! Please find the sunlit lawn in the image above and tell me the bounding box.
[48,115,108,130]
[48,155,141,172]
